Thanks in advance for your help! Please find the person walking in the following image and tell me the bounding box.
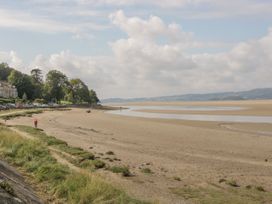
[34,118,38,128]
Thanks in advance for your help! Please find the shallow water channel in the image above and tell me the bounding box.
[107,105,272,124]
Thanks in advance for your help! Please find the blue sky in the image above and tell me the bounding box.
[0,0,272,98]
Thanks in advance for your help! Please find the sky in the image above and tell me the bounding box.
[0,0,272,99]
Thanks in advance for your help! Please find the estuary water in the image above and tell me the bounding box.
[107,105,272,123]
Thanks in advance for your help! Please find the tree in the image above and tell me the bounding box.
[89,89,100,104]
[1,62,100,104]
[66,79,91,104]
[30,69,43,99]
[8,70,35,99]
[31,68,43,84]
[0,63,13,81]
[44,70,68,102]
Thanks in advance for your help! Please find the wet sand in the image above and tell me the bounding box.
[7,100,272,204]
[123,100,272,116]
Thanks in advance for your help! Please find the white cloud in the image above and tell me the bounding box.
[29,51,115,91]
[110,10,193,43]
[0,8,108,37]
[105,11,272,97]
[1,11,272,98]
[77,0,214,8]
[0,9,72,33]
[105,11,199,96]
[0,51,23,69]
[58,0,272,17]
[26,0,272,17]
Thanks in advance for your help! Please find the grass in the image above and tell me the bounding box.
[60,100,73,105]
[79,159,106,170]
[256,186,266,192]
[110,166,132,177]
[104,157,114,162]
[15,126,68,146]
[15,125,110,172]
[218,178,226,183]
[58,145,95,160]
[0,109,17,115]
[106,151,115,155]
[0,108,69,121]
[92,160,106,169]
[171,184,272,204]
[0,125,149,204]
[0,110,43,120]
[0,98,15,105]
[55,174,145,204]
[0,127,68,182]
[173,176,181,181]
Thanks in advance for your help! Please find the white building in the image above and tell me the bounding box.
[0,81,18,98]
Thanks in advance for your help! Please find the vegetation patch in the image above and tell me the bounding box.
[92,160,106,169]
[245,185,252,189]
[79,159,106,170]
[16,125,67,146]
[0,98,15,105]
[173,176,181,181]
[110,166,132,177]
[106,151,115,155]
[218,178,226,183]
[0,125,148,204]
[255,186,266,192]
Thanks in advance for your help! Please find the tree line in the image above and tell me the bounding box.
[0,63,99,104]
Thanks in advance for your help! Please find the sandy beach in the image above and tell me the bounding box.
[7,100,272,203]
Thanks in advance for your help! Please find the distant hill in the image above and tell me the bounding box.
[102,88,272,103]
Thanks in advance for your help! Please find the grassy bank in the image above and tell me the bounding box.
[0,109,43,120]
[16,125,140,180]
[0,125,149,203]
[15,125,109,171]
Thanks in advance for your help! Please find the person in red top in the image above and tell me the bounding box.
[34,118,38,128]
